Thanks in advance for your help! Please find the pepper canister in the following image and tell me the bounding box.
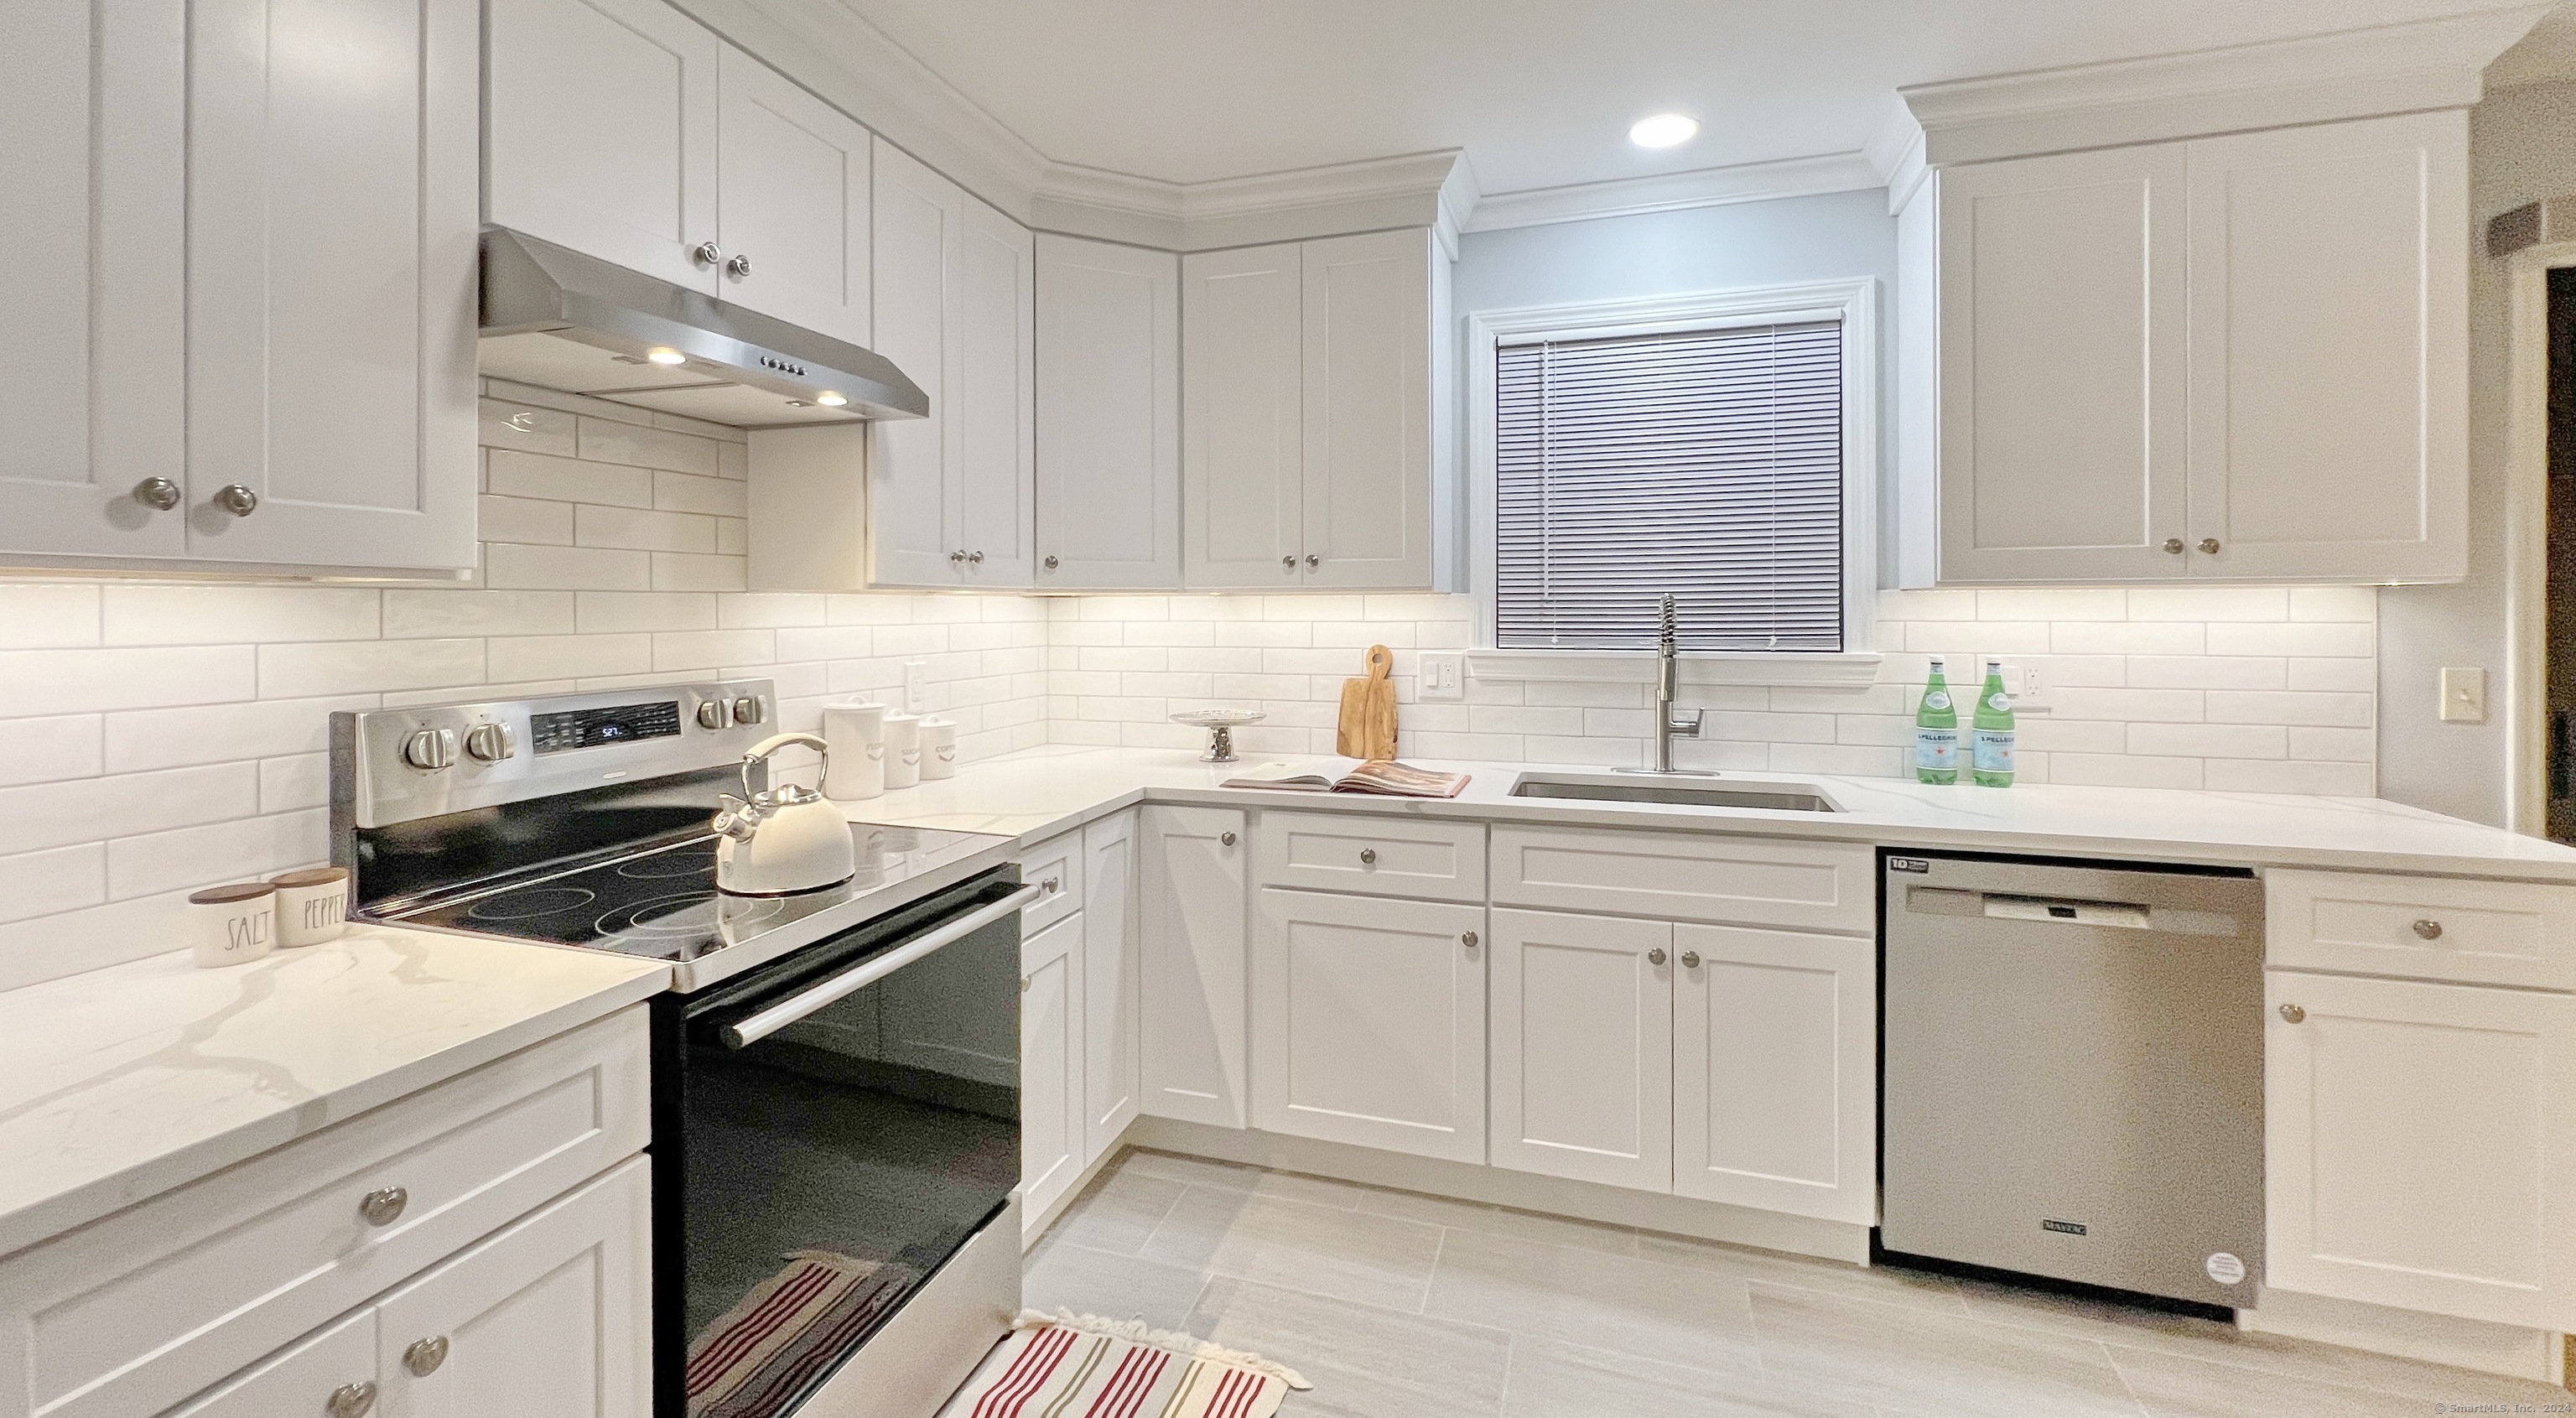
[270,866,351,947]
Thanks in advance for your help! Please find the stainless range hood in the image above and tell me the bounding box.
[477,227,926,428]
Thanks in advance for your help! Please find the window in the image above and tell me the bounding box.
[1471,280,1876,663]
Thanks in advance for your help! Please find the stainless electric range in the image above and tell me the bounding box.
[331,680,1031,1418]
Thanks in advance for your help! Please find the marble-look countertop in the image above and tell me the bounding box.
[849,745,2576,881]
[0,927,667,1260]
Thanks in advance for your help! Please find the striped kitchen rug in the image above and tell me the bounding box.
[686,1250,922,1418]
[937,1310,1311,1418]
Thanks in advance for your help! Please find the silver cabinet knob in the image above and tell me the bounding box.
[1358,848,1377,865]
[2199,538,2221,554]
[1461,931,1478,948]
[1041,876,1061,894]
[326,1381,377,1418]
[732,696,766,725]
[214,483,259,517]
[2278,1003,2306,1024]
[951,549,969,564]
[968,550,984,565]
[1219,831,1237,847]
[132,477,182,511]
[463,722,515,763]
[1680,950,1701,969]
[698,700,731,730]
[725,253,751,279]
[1281,555,1296,570]
[400,730,455,771]
[1304,553,1320,569]
[1648,948,1667,966]
[2412,919,2443,940]
[693,241,723,267]
[1043,554,1059,570]
[2162,538,2184,554]
[402,1336,449,1378]
[358,1186,409,1226]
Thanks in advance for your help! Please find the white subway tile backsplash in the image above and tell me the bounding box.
[577,504,719,553]
[102,585,380,646]
[0,646,257,712]
[487,633,652,683]
[486,542,653,590]
[0,585,101,647]
[577,417,724,475]
[259,639,486,698]
[383,589,577,639]
[0,762,256,856]
[486,448,655,507]
[106,808,327,901]
[0,844,106,927]
[2207,621,2374,658]
[652,551,749,592]
[104,695,375,774]
[477,494,576,545]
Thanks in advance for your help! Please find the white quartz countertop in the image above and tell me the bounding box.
[0,926,667,1260]
[848,745,2576,881]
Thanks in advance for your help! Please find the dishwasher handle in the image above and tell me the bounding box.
[1981,894,2153,930]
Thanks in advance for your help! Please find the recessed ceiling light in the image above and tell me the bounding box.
[645,347,686,366]
[1628,113,1699,149]
[815,391,848,407]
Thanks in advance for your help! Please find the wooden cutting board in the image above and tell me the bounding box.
[1336,645,1399,760]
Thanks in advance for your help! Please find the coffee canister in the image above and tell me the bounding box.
[883,711,922,790]
[919,716,958,780]
[269,866,350,947]
[188,882,276,969]
[822,699,889,801]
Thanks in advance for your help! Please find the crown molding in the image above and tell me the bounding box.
[1460,151,1880,233]
[1863,98,1929,215]
[1901,5,2550,167]
[1031,149,1476,252]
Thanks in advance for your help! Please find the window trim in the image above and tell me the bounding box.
[1465,278,1882,687]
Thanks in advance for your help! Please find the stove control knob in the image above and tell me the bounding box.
[464,722,516,763]
[697,700,732,730]
[733,696,766,726]
[402,728,457,771]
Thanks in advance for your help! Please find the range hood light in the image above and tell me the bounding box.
[645,346,687,366]
[815,391,848,407]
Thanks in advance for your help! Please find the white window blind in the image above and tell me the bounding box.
[1493,319,1844,652]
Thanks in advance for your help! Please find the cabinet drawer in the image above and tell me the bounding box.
[1490,826,1874,935]
[1253,812,1486,902]
[2267,870,2576,989]
[1017,830,1083,932]
[0,1007,648,1418]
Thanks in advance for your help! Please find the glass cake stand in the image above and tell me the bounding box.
[1169,709,1268,764]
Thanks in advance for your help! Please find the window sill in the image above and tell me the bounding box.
[1467,648,1885,689]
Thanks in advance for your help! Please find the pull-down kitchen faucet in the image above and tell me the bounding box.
[1623,594,1710,776]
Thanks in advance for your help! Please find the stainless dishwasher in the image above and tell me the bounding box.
[1880,852,2264,1311]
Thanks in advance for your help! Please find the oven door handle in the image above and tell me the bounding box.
[718,884,1045,1049]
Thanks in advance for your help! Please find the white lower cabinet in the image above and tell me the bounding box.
[1082,813,1142,1156]
[1021,912,1086,1229]
[1250,889,1486,1163]
[2265,969,2576,1329]
[1139,806,1249,1129]
[164,1311,377,1418]
[1672,924,1876,1225]
[1488,908,1675,1192]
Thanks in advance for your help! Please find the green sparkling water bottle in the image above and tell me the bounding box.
[1914,658,1959,785]
[1972,659,2016,787]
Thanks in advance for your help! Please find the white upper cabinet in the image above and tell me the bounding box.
[486,0,720,293]
[0,0,186,560]
[714,46,871,347]
[2182,112,2466,582]
[866,140,1033,590]
[187,0,480,572]
[1037,236,1182,589]
[0,0,476,574]
[1903,111,2468,585]
[1184,230,1453,591]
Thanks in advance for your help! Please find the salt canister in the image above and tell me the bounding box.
[188,882,276,969]
[919,716,958,780]
[822,699,889,801]
[883,711,922,790]
[269,866,350,947]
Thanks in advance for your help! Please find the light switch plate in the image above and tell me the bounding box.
[1419,652,1466,702]
[904,659,927,713]
[2439,667,2486,724]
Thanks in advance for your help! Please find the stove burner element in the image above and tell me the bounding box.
[466,886,598,922]
[598,891,787,940]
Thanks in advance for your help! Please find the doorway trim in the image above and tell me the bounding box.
[2502,237,2576,836]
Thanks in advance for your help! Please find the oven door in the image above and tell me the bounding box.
[657,870,1034,1418]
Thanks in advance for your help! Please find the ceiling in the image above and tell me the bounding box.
[836,0,2566,197]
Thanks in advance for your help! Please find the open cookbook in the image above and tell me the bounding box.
[1218,760,1472,798]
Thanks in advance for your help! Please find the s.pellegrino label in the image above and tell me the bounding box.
[1915,658,1959,785]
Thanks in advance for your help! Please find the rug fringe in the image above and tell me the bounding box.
[1013,1308,1313,1389]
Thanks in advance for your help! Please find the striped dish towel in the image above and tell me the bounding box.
[937,1310,1311,1418]
[687,1250,921,1418]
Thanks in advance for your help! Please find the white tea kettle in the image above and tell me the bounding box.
[713,733,857,896]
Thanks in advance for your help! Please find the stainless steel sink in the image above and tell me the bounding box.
[1509,771,1841,813]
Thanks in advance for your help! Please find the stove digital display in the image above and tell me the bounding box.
[530,700,683,755]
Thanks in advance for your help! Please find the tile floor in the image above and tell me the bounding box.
[1022,1148,2575,1417]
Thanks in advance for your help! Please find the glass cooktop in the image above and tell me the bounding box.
[383,823,1012,964]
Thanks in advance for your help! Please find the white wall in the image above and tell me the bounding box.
[2379,80,2576,826]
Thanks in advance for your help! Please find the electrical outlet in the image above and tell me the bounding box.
[2440,667,2487,723]
[904,659,927,713]
[1420,652,1466,702]
[1999,662,2050,711]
